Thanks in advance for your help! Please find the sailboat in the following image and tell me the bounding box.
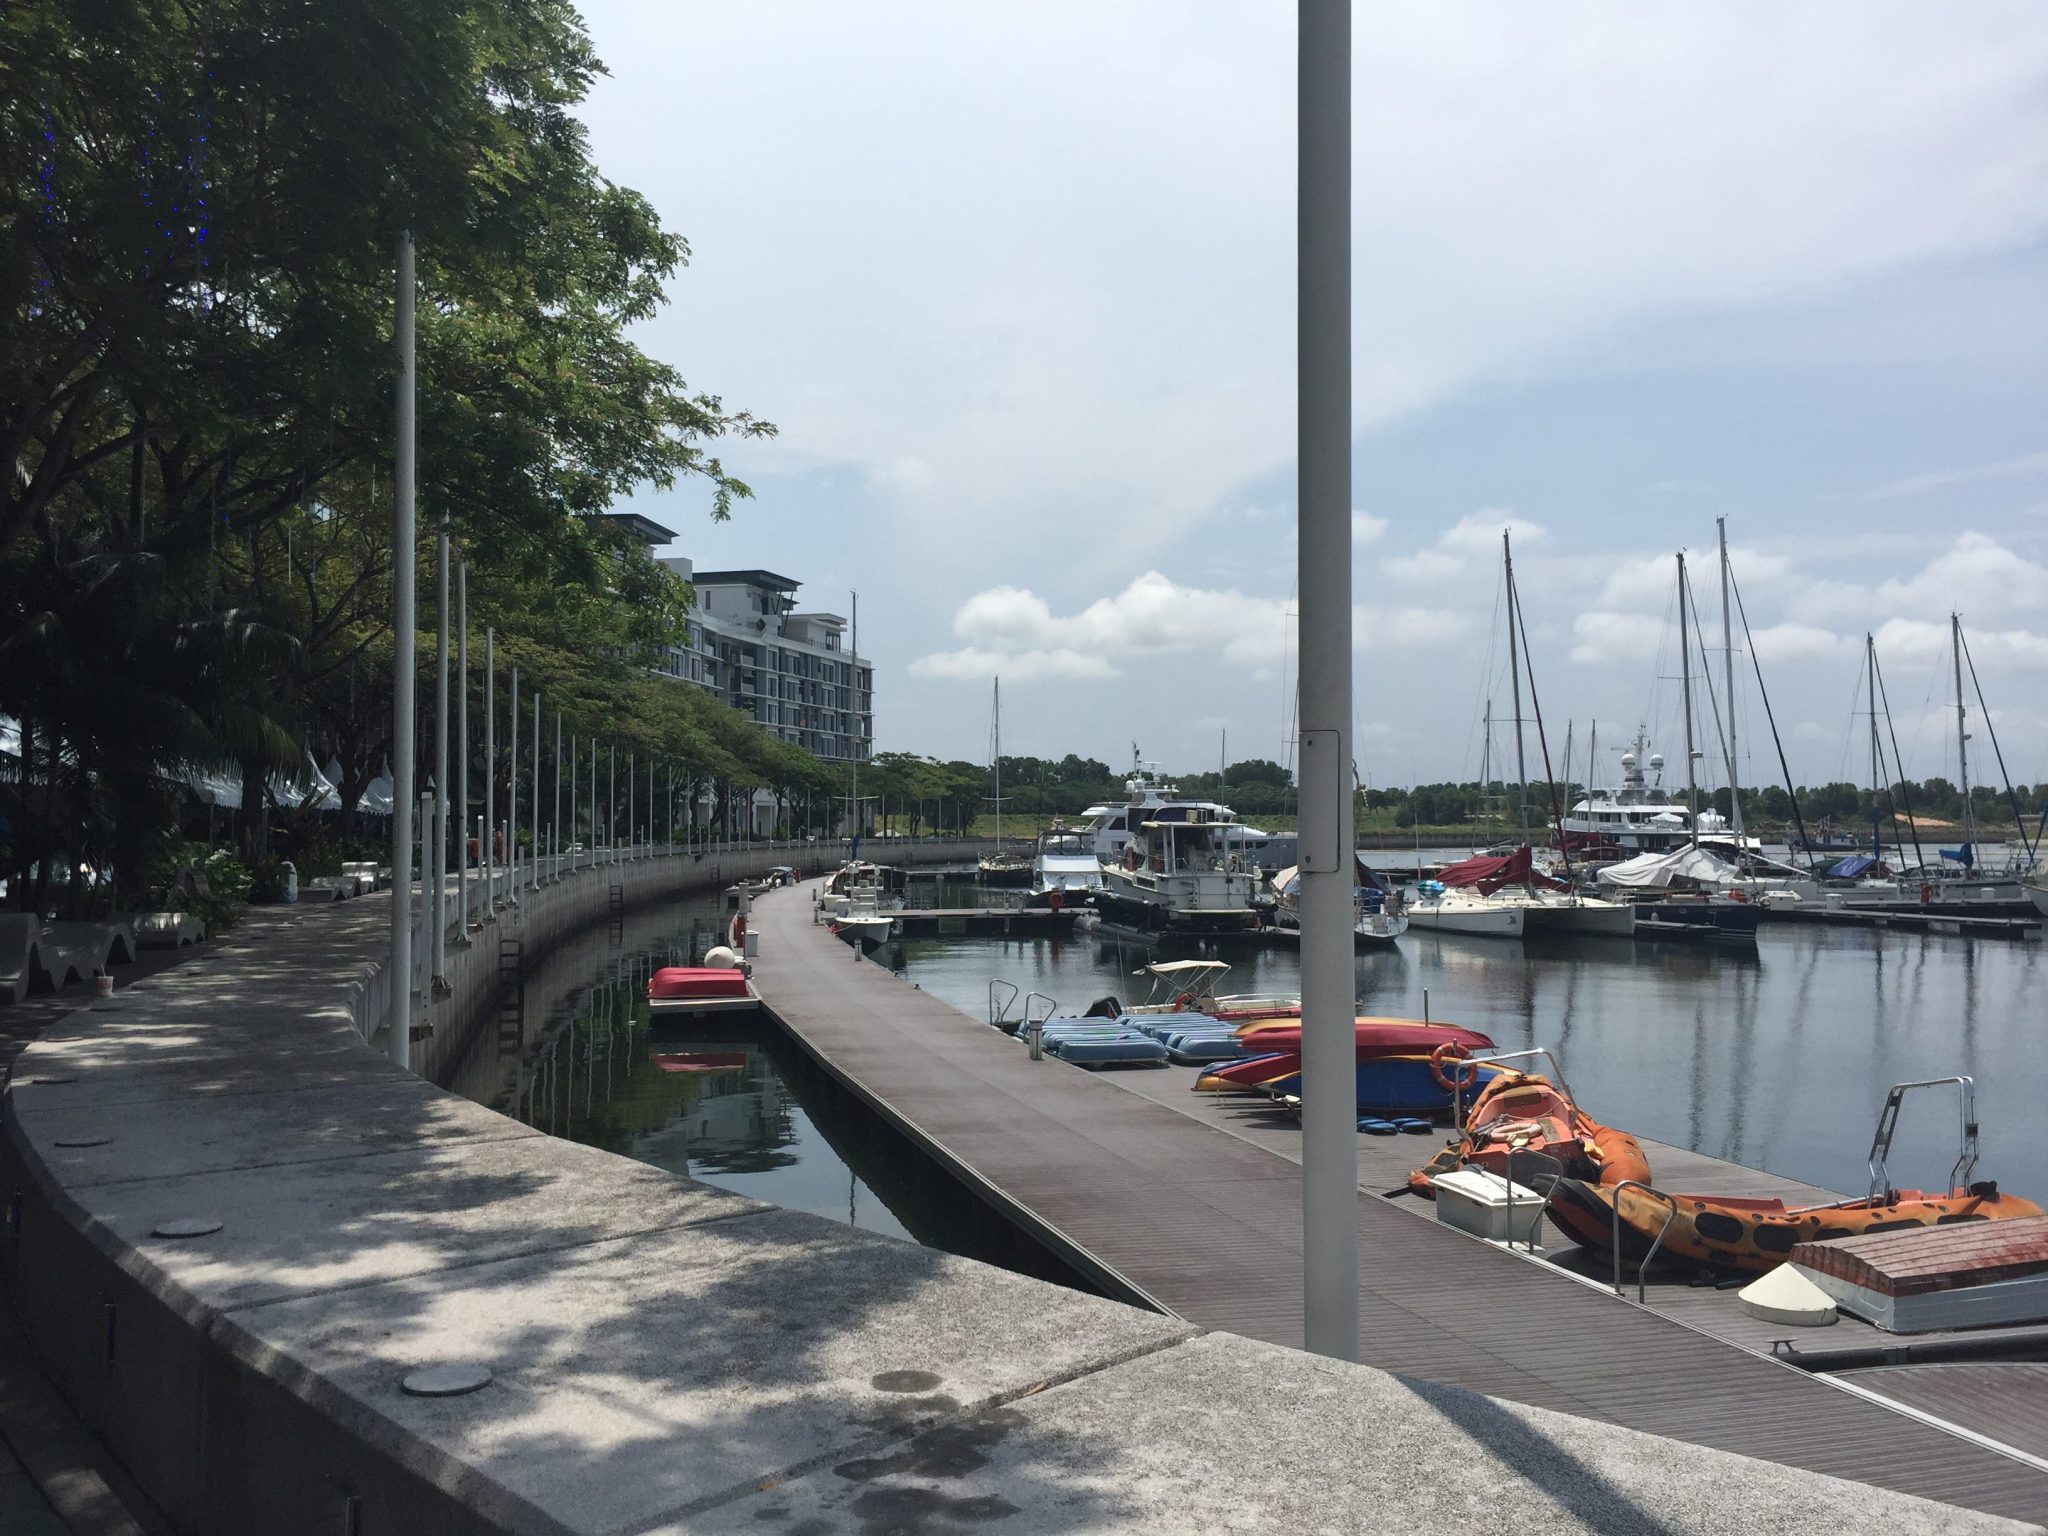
[1407,531,1633,940]
[1819,620,2046,920]
[976,678,1032,887]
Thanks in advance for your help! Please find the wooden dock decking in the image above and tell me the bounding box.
[747,880,2048,1522]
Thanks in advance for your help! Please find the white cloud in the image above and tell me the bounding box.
[1351,511,1389,544]
[914,571,1294,681]
[1804,532,2048,623]
[1747,623,1855,664]
[1569,610,1664,664]
[1869,450,2048,500]
[1383,510,1543,584]
[1874,617,2048,668]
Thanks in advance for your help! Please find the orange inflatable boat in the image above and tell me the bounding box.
[1408,1071,1650,1197]
[1546,1178,2047,1274]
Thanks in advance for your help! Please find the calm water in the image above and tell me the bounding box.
[901,881,2048,1203]
[455,899,1093,1287]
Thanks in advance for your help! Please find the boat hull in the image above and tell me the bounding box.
[1522,899,1636,938]
[1405,900,1526,938]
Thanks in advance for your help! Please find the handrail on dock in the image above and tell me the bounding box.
[1610,1180,1681,1303]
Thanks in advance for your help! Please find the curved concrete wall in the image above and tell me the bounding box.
[0,849,2020,1535]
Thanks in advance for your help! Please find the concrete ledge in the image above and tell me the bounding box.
[0,848,2035,1535]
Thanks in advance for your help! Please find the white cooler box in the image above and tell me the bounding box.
[1434,1168,1546,1244]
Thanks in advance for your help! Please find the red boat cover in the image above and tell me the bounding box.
[1437,846,1567,895]
[648,966,751,1000]
[1234,1017,1495,1057]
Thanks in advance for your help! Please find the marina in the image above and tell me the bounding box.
[742,877,2048,1521]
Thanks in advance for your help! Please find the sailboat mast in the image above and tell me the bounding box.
[1718,518,1742,842]
[993,677,1003,846]
[1678,553,1699,847]
[1481,701,1492,807]
[1953,614,1975,856]
[1867,633,1881,859]
[1503,531,1529,840]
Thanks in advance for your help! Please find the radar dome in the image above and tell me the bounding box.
[1648,753,1665,772]
[1620,751,1637,769]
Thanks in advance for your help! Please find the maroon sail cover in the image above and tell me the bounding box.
[1436,846,1567,895]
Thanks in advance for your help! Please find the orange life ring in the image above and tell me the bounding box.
[1173,990,1199,1011]
[1429,1041,1474,1093]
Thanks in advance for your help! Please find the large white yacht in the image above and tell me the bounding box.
[1077,761,1275,868]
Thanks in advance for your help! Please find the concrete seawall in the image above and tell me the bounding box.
[0,850,2030,1534]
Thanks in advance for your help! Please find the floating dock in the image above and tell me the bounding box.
[749,878,2048,1522]
[1766,905,2041,938]
[887,906,1081,938]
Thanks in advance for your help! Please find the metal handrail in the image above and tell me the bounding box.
[1024,992,1061,1030]
[1609,1180,1681,1303]
[1867,1075,1977,1204]
[1465,1047,1575,1108]
[1503,1147,1566,1254]
[988,979,1019,1028]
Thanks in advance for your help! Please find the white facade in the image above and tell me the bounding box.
[606,514,872,765]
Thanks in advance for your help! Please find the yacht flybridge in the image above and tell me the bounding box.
[1077,757,1276,871]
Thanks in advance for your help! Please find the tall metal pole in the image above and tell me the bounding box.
[1678,553,1699,846]
[1717,518,1742,843]
[1504,532,1529,842]
[554,710,562,879]
[569,732,578,870]
[457,563,469,926]
[531,689,542,889]
[1868,633,1882,858]
[508,666,519,897]
[628,751,636,860]
[484,628,496,912]
[1953,613,1976,856]
[590,737,598,868]
[388,231,417,1070]
[609,742,617,864]
[431,525,449,986]
[1297,0,1358,1364]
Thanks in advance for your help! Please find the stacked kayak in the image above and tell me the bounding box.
[1123,1014,1250,1064]
[1193,1016,1498,1115]
[1033,1018,1170,1066]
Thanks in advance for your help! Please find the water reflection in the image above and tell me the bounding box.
[904,914,2048,1203]
[450,905,1099,1291]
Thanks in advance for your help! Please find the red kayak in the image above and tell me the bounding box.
[1234,1016,1494,1058]
[1195,1052,1303,1093]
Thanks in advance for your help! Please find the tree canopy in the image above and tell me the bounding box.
[1,0,800,913]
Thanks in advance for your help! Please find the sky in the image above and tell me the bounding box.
[577,1,2048,794]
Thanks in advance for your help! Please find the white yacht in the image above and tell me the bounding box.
[1077,759,1275,870]
[1097,804,1262,937]
[1561,738,1696,854]
[1028,821,1102,903]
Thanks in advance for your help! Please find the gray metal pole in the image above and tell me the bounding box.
[484,627,495,912]
[531,689,541,888]
[457,562,470,926]
[628,751,636,860]
[570,732,579,871]
[1297,0,1359,1362]
[432,525,449,985]
[554,710,562,880]
[590,737,598,868]
[388,231,417,1071]
[610,743,617,865]
[1717,518,1742,841]
[508,666,519,897]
